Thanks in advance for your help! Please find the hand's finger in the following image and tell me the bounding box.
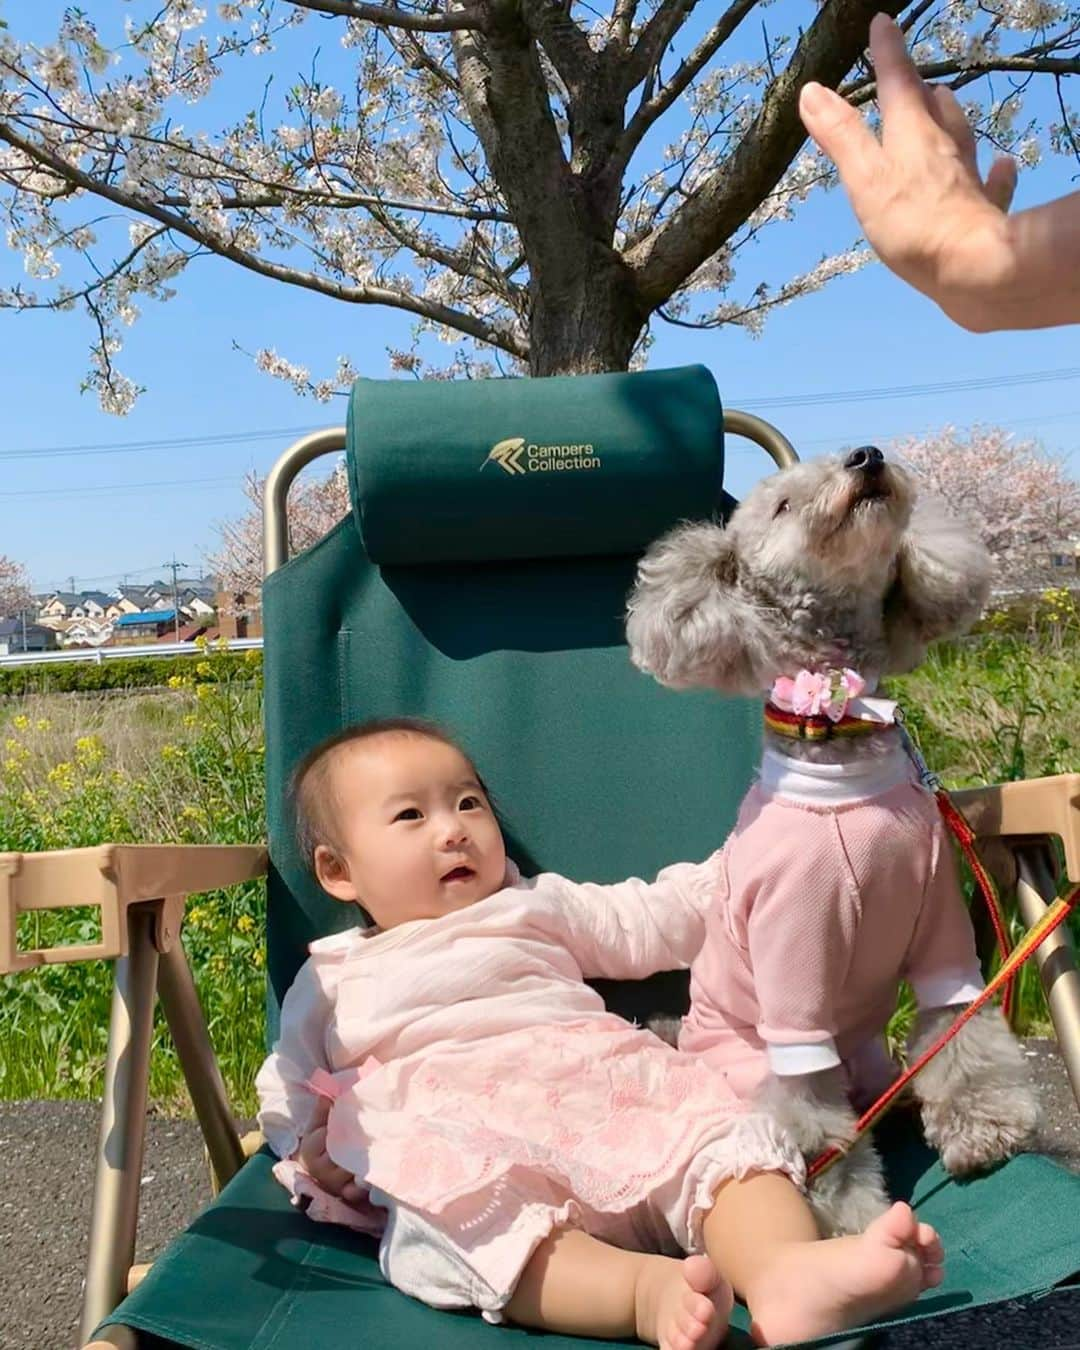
[929,84,978,178]
[870,14,941,142]
[985,154,1018,212]
[799,81,883,199]
[341,1181,366,1204]
[297,1122,330,1167]
[311,1094,331,1128]
[307,1151,357,1194]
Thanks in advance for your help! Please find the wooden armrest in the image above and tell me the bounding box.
[952,773,1080,884]
[0,843,268,974]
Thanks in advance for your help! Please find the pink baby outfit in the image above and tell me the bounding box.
[257,863,804,1321]
[680,739,985,1104]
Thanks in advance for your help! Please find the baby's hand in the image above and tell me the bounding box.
[297,1094,365,1205]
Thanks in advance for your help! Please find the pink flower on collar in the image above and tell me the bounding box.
[771,668,866,721]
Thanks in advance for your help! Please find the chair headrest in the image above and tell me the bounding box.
[346,364,724,565]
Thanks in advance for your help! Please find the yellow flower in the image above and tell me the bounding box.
[187,905,206,929]
[244,648,261,665]
[216,635,230,652]
[196,660,213,678]
[252,947,265,969]
[196,683,212,701]
[182,714,199,728]
[3,758,19,778]
[75,735,104,763]
[160,743,183,762]
[235,913,255,934]
[167,674,185,690]
[35,718,51,732]
[194,634,210,652]
[11,714,28,731]
[46,761,75,789]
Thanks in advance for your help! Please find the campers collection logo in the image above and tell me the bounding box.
[482,436,602,477]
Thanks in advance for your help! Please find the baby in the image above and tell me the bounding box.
[257,717,944,1349]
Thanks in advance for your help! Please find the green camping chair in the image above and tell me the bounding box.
[4,364,1080,1350]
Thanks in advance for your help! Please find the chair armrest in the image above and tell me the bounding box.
[952,773,1080,884]
[0,843,268,974]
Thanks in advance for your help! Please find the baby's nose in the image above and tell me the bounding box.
[844,445,884,473]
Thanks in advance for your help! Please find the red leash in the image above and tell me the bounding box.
[807,879,1079,1181]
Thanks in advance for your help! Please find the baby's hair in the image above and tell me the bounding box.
[290,716,485,875]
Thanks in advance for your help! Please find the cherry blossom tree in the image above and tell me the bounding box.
[2,1,1079,414]
[0,555,33,619]
[890,425,1080,591]
[210,459,350,598]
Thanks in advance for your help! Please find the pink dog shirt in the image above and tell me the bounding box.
[680,741,985,1101]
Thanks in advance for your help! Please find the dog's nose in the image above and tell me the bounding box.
[843,445,884,473]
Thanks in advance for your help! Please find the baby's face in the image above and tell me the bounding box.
[314,734,507,929]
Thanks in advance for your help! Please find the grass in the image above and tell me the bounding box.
[1,594,1078,1112]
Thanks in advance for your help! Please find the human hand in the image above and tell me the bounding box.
[798,13,1021,331]
[296,1094,365,1205]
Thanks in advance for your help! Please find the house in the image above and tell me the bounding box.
[106,585,169,620]
[216,590,263,640]
[0,618,58,656]
[112,608,179,643]
[39,590,116,621]
[38,592,82,621]
[178,587,216,619]
[61,618,113,648]
[156,621,220,645]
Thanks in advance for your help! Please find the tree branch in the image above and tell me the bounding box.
[844,54,1080,107]
[622,0,702,92]
[285,0,486,34]
[615,0,760,167]
[0,118,528,358]
[626,0,905,307]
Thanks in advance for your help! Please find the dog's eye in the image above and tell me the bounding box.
[774,499,790,517]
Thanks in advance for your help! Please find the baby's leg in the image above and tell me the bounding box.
[703,1171,944,1346]
[505,1228,734,1350]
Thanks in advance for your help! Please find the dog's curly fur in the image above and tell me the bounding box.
[627,450,1040,1235]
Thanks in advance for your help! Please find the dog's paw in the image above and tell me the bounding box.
[808,1138,892,1236]
[922,1082,1041,1175]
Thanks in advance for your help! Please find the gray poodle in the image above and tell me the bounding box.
[627,446,1040,1237]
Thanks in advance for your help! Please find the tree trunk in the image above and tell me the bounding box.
[527,244,648,376]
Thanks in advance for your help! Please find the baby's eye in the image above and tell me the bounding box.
[459,795,483,811]
[774,498,790,517]
[393,807,423,822]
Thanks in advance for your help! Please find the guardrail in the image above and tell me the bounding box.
[0,637,263,668]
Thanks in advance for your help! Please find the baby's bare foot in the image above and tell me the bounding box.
[635,1253,734,1350]
[745,1201,943,1346]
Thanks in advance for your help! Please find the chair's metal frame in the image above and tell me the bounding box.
[2,413,1078,1350]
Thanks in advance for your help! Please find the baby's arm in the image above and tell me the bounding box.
[255,955,335,1161]
[540,855,721,980]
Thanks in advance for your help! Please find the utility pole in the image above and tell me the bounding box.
[162,556,187,642]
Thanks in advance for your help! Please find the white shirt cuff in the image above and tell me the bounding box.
[910,968,985,1009]
[767,1038,842,1075]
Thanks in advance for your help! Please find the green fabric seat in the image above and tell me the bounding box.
[99,364,1080,1348]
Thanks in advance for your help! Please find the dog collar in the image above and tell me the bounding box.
[765,668,896,741]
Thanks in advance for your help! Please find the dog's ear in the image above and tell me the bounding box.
[626,520,771,693]
[883,497,991,673]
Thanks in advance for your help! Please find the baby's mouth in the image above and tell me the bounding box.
[440,865,476,883]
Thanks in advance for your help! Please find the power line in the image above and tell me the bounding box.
[0,361,1079,462]
[735,365,1080,410]
[0,424,322,462]
[0,474,237,499]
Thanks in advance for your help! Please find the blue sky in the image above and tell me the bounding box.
[2,5,1079,594]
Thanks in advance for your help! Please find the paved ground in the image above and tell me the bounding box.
[1,1041,1078,1350]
